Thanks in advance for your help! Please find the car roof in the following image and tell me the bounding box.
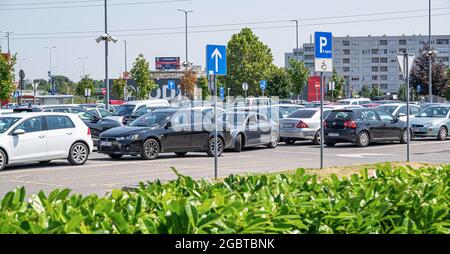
[1,112,76,118]
[125,100,169,105]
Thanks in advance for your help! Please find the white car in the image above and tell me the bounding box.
[0,112,93,171]
[337,98,372,106]
[109,99,171,124]
[376,103,420,122]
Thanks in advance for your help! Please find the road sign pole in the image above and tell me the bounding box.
[213,75,218,179]
[405,55,411,163]
[320,72,324,169]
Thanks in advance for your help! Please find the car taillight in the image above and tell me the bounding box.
[296,121,309,128]
[323,121,328,128]
[344,120,357,129]
[87,128,91,136]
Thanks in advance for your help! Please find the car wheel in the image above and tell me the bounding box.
[267,131,278,148]
[175,152,188,157]
[207,137,224,157]
[325,142,336,147]
[312,130,321,145]
[0,150,7,171]
[437,127,448,141]
[400,129,409,144]
[234,134,243,152]
[284,139,296,145]
[68,142,89,166]
[108,154,123,160]
[39,160,51,164]
[356,131,370,147]
[141,139,160,160]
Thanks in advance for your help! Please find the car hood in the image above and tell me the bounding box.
[410,117,444,125]
[100,125,158,137]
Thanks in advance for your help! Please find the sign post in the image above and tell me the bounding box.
[19,70,25,105]
[242,82,248,98]
[329,81,335,102]
[84,88,91,103]
[397,52,416,163]
[315,31,333,170]
[206,44,227,179]
[260,80,267,97]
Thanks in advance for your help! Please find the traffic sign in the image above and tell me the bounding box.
[102,88,107,95]
[19,70,25,80]
[220,87,225,100]
[206,45,227,75]
[168,80,175,90]
[397,53,416,78]
[315,81,320,89]
[417,85,421,93]
[314,31,333,73]
[242,82,248,91]
[260,80,267,90]
[328,81,335,91]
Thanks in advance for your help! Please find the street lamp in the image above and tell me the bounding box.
[44,46,56,91]
[96,0,118,110]
[78,57,88,77]
[428,0,432,103]
[178,9,193,71]
[17,58,26,70]
[421,49,438,101]
[291,20,299,62]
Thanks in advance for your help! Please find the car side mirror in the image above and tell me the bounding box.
[398,113,406,117]
[93,115,101,122]
[165,122,172,129]
[13,129,26,135]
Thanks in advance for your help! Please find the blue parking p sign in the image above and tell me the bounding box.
[315,32,333,59]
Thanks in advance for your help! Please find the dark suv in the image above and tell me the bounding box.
[324,108,408,147]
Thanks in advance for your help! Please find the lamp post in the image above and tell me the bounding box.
[178,9,193,71]
[1,31,14,54]
[44,46,56,91]
[428,0,432,103]
[291,20,299,61]
[123,40,128,101]
[78,57,88,77]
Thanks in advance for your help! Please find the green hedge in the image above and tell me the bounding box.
[0,164,449,234]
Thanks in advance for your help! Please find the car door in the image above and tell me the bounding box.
[191,109,213,149]
[44,115,76,157]
[376,110,400,139]
[162,111,192,151]
[257,114,272,144]
[8,117,47,162]
[360,109,384,139]
[244,114,260,146]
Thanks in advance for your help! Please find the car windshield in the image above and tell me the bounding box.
[337,100,351,105]
[129,112,172,127]
[377,105,398,115]
[113,105,136,116]
[0,117,21,133]
[288,110,317,119]
[327,111,354,121]
[417,107,450,118]
[132,107,151,117]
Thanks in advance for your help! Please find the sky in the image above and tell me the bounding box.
[1,0,449,82]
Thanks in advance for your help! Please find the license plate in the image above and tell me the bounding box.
[328,133,339,137]
[413,128,422,132]
[282,124,295,128]
[101,141,112,146]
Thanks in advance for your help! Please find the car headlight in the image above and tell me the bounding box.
[117,134,139,141]
[423,123,433,128]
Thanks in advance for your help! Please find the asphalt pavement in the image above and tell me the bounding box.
[0,139,449,198]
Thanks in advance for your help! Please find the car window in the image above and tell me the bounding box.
[377,110,395,121]
[288,110,317,118]
[136,105,146,111]
[98,108,112,117]
[53,108,70,113]
[247,115,257,125]
[15,117,43,133]
[359,110,378,121]
[257,114,269,123]
[327,111,353,120]
[77,111,95,121]
[410,106,420,115]
[171,112,189,126]
[45,116,75,130]
[398,106,407,115]
[0,117,21,133]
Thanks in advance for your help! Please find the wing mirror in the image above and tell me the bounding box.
[13,129,26,135]
[165,121,172,129]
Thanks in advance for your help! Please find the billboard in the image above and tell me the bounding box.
[155,57,180,70]
[307,76,323,102]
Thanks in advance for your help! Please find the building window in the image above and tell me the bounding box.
[436,39,449,45]
[381,84,388,89]
[342,40,350,46]
[437,57,449,62]
[380,57,388,63]
[371,49,379,55]
[399,48,407,53]
[304,47,314,52]
[372,58,379,63]
[343,49,350,55]
[343,58,350,64]
[351,77,360,81]
[380,75,388,81]
[399,39,407,45]
[372,75,378,81]
[382,49,388,55]
[380,40,388,45]
[380,66,388,72]
[399,75,404,80]
[372,66,379,72]
[343,67,350,72]
[305,55,314,60]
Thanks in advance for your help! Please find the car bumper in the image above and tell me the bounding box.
[97,140,142,155]
[279,128,317,140]
[412,127,438,137]
[324,130,358,143]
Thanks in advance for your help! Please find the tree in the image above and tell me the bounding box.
[223,28,276,97]
[0,51,16,108]
[180,70,197,100]
[32,79,51,91]
[112,77,127,100]
[130,54,157,99]
[197,76,210,100]
[410,43,449,98]
[398,84,407,101]
[360,85,370,98]
[75,75,94,97]
[286,58,309,97]
[53,75,74,95]
[327,69,345,100]
[267,67,291,98]
[370,85,380,99]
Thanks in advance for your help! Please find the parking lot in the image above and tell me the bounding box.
[0,138,449,198]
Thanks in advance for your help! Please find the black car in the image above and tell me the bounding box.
[324,108,408,147]
[14,105,121,145]
[98,108,232,160]
[122,106,170,125]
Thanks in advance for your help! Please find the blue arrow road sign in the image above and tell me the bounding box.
[260,80,267,90]
[168,80,175,90]
[314,32,333,59]
[417,85,421,93]
[206,45,227,75]
[220,87,225,99]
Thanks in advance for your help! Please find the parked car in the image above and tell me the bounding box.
[324,108,408,147]
[376,103,420,122]
[98,108,232,160]
[226,111,279,152]
[273,104,306,119]
[280,108,332,145]
[233,97,275,107]
[13,105,121,145]
[122,106,170,125]
[0,112,93,171]
[87,107,114,119]
[337,98,372,106]
[109,100,170,124]
[411,105,450,141]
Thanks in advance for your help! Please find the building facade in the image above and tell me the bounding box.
[285,34,450,95]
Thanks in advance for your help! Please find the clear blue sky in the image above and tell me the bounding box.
[1,0,449,81]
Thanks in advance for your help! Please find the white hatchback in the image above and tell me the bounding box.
[0,112,93,171]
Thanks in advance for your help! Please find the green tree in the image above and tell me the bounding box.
[32,79,51,92]
[197,76,210,100]
[327,69,345,100]
[370,85,380,99]
[112,77,127,100]
[130,54,157,100]
[398,84,407,101]
[75,75,94,97]
[286,58,309,97]
[0,52,16,108]
[267,67,291,98]
[53,75,74,95]
[223,28,276,97]
[360,85,370,98]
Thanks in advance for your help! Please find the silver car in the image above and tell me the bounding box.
[411,105,450,140]
[280,108,332,145]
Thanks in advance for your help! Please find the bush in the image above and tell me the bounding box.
[0,164,449,234]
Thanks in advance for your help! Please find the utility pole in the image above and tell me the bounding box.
[178,9,193,71]
[428,0,433,103]
[2,31,13,54]
[45,46,56,91]
[291,20,299,61]
[78,57,88,77]
[104,0,110,109]
[123,40,128,101]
